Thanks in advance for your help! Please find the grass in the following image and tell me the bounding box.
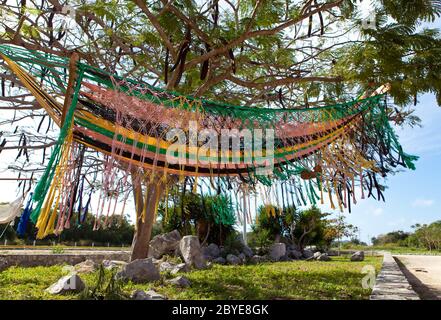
[0,256,382,300]
[341,245,441,256]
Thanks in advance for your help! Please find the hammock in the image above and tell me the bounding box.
[0,196,24,224]
[0,44,418,238]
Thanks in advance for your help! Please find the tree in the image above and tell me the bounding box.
[0,213,134,245]
[371,230,410,246]
[252,204,292,241]
[1,0,440,259]
[412,221,441,251]
[252,204,354,252]
[291,206,331,252]
[158,188,236,245]
[323,214,358,253]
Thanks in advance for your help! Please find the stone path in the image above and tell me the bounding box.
[0,249,130,268]
[370,252,419,300]
[395,255,441,300]
[0,249,130,255]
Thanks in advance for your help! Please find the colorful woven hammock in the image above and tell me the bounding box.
[0,44,418,238]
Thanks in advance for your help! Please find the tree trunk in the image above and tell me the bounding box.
[130,171,166,261]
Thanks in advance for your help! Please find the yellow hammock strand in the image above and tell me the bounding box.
[36,130,74,238]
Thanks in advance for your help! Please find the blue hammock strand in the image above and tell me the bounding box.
[76,175,85,225]
[16,193,33,237]
[81,190,93,224]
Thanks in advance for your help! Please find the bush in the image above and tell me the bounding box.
[158,191,236,245]
[223,232,245,256]
[248,229,272,252]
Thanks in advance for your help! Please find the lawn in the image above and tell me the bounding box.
[0,256,382,300]
[341,245,441,256]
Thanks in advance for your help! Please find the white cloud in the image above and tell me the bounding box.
[387,218,406,227]
[372,208,384,216]
[412,198,435,208]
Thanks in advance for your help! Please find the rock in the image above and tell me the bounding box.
[159,261,176,272]
[74,259,97,273]
[226,254,241,265]
[166,276,191,287]
[302,249,314,259]
[0,257,8,272]
[313,252,322,260]
[250,255,268,264]
[317,253,331,261]
[149,230,181,259]
[238,253,246,263]
[269,243,286,261]
[203,243,220,259]
[287,249,303,260]
[131,289,166,300]
[117,258,160,283]
[279,255,292,262]
[102,260,127,270]
[212,257,226,265]
[231,249,241,256]
[46,274,85,294]
[242,245,254,258]
[179,235,206,269]
[170,263,190,275]
[287,244,300,251]
[351,251,365,262]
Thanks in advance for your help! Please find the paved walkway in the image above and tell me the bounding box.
[370,252,419,300]
[395,255,441,300]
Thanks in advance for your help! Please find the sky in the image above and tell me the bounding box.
[0,3,440,244]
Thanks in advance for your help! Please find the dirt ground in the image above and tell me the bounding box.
[395,255,441,300]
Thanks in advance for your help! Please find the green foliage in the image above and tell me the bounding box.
[248,229,272,251]
[2,214,134,246]
[291,206,330,251]
[252,205,294,240]
[4,0,440,108]
[51,246,65,254]
[335,2,441,107]
[369,221,441,251]
[158,189,236,244]
[222,232,245,256]
[371,230,411,246]
[412,221,441,251]
[58,215,134,246]
[381,0,441,24]
[79,265,128,300]
[252,205,357,251]
[0,222,18,242]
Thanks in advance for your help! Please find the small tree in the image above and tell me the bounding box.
[291,207,330,252]
[323,215,358,254]
[251,205,350,252]
[158,190,236,245]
